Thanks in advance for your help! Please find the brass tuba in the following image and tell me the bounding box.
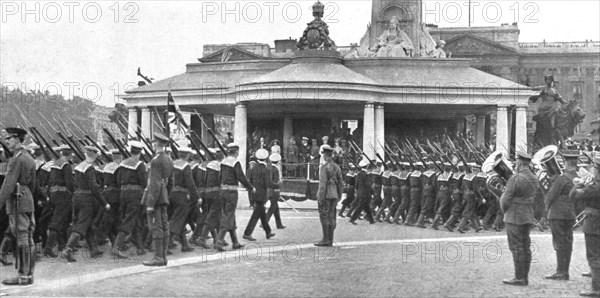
[532,145,563,194]
[482,151,513,199]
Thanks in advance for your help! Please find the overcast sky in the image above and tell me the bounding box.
[1,0,599,107]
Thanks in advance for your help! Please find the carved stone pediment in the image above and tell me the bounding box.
[199,47,266,63]
[444,34,520,56]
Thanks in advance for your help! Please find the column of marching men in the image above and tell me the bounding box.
[338,147,599,297]
[0,129,294,283]
[0,127,598,296]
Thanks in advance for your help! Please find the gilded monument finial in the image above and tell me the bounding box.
[296,1,337,50]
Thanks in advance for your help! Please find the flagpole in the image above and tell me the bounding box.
[165,90,171,138]
[468,0,471,27]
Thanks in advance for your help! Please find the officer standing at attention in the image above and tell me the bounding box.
[571,156,600,297]
[544,150,579,281]
[314,145,343,246]
[142,133,174,267]
[500,151,538,286]
[0,128,36,286]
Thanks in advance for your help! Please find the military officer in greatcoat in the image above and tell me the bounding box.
[0,128,36,286]
[62,146,111,262]
[501,151,539,286]
[571,156,600,297]
[142,133,174,267]
[314,145,343,246]
[544,150,579,281]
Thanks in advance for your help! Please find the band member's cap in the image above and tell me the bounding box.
[269,153,281,163]
[302,137,309,141]
[129,141,144,150]
[152,132,169,143]
[443,162,451,166]
[358,159,369,168]
[255,148,269,160]
[516,151,532,161]
[84,146,100,154]
[560,150,579,159]
[4,127,27,139]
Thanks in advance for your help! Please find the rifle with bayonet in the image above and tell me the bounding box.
[447,136,471,174]
[13,105,58,160]
[349,140,375,165]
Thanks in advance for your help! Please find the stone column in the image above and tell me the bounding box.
[375,104,385,160]
[496,106,509,156]
[234,104,248,171]
[475,114,486,146]
[515,106,528,152]
[362,103,375,159]
[283,114,293,150]
[127,107,138,139]
[140,108,152,140]
[456,117,465,136]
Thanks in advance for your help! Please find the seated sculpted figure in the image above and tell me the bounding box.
[375,16,414,57]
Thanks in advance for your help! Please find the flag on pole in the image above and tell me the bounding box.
[166,91,189,139]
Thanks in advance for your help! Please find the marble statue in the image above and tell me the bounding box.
[374,16,414,57]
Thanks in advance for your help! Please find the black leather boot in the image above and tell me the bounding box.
[443,215,457,232]
[142,238,165,266]
[112,232,129,259]
[61,233,80,263]
[416,214,427,228]
[0,235,13,266]
[314,224,331,247]
[43,231,58,258]
[180,232,194,252]
[430,214,442,230]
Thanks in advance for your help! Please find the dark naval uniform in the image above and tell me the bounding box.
[457,171,478,233]
[405,168,423,226]
[199,159,222,247]
[500,160,538,286]
[217,155,254,249]
[244,161,278,240]
[349,167,374,224]
[168,159,199,252]
[385,169,401,223]
[432,170,452,229]
[375,168,393,221]
[0,145,36,285]
[142,150,174,266]
[369,165,383,217]
[416,167,437,228]
[44,157,74,256]
[340,169,357,217]
[544,168,577,279]
[100,161,121,248]
[444,170,465,231]
[393,167,412,224]
[573,175,600,296]
[115,156,147,257]
[63,159,108,262]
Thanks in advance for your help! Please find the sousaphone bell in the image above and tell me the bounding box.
[482,151,513,181]
[533,145,563,177]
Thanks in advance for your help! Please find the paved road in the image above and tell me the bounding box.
[0,209,593,297]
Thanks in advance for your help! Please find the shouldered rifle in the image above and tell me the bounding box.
[102,128,130,159]
[193,110,227,154]
[350,140,374,165]
[190,132,214,160]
